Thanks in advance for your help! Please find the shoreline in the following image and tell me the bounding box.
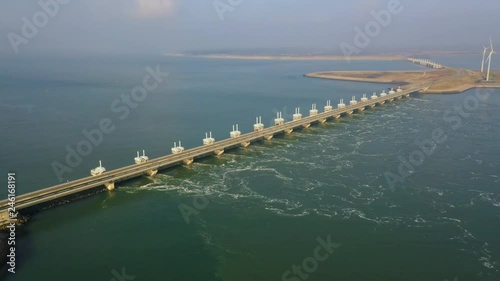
[305,70,500,94]
[304,72,411,84]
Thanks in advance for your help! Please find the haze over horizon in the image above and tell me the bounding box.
[2,1,500,281]
[0,0,499,57]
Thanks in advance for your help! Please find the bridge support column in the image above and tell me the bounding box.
[274,112,285,126]
[146,169,158,177]
[319,118,327,123]
[1,210,10,223]
[105,182,115,191]
[240,142,250,148]
[378,101,385,105]
[284,128,293,134]
[405,93,410,97]
[183,158,194,165]
[214,149,224,156]
[264,135,273,140]
[357,106,365,112]
[397,96,402,100]
[0,212,10,229]
[303,123,311,128]
[334,114,341,119]
[346,110,354,115]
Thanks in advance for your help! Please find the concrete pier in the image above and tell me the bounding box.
[134,150,158,177]
[274,112,285,126]
[0,211,9,223]
[104,182,115,191]
[309,104,319,116]
[321,101,332,123]
[214,149,224,156]
[230,125,242,139]
[203,132,215,145]
[254,117,264,132]
[0,85,422,229]
[173,142,192,165]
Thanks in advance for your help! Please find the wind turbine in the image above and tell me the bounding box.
[481,45,489,73]
[486,38,496,81]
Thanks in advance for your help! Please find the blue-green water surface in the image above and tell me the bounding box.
[0,55,499,281]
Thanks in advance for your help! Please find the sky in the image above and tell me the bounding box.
[0,0,499,57]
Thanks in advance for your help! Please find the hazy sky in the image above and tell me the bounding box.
[0,0,499,56]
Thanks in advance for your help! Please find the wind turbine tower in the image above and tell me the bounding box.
[481,45,489,73]
[486,38,496,81]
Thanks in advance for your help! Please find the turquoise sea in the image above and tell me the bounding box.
[0,54,499,281]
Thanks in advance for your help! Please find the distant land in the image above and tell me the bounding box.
[164,50,475,61]
[305,69,500,94]
[165,51,500,94]
[165,53,404,61]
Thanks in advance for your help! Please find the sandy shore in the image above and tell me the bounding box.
[424,83,500,94]
[165,54,405,61]
[305,70,500,94]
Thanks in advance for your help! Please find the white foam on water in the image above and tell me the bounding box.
[413,216,427,224]
[330,194,355,205]
[357,213,384,224]
[423,186,445,196]
[337,207,384,224]
[409,98,431,103]
[196,228,241,255]
[478,242,498,270]
[264,207,309,217]
[311,208,337,218]
[440,217,462,223]
[413,215,494,266]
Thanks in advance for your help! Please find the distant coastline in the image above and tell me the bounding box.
[165,52,500,94]
[165,53,405,61]
[164,50,476,61]
[305,70,500,94]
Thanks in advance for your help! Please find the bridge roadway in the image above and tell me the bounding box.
[0,85,426,225]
